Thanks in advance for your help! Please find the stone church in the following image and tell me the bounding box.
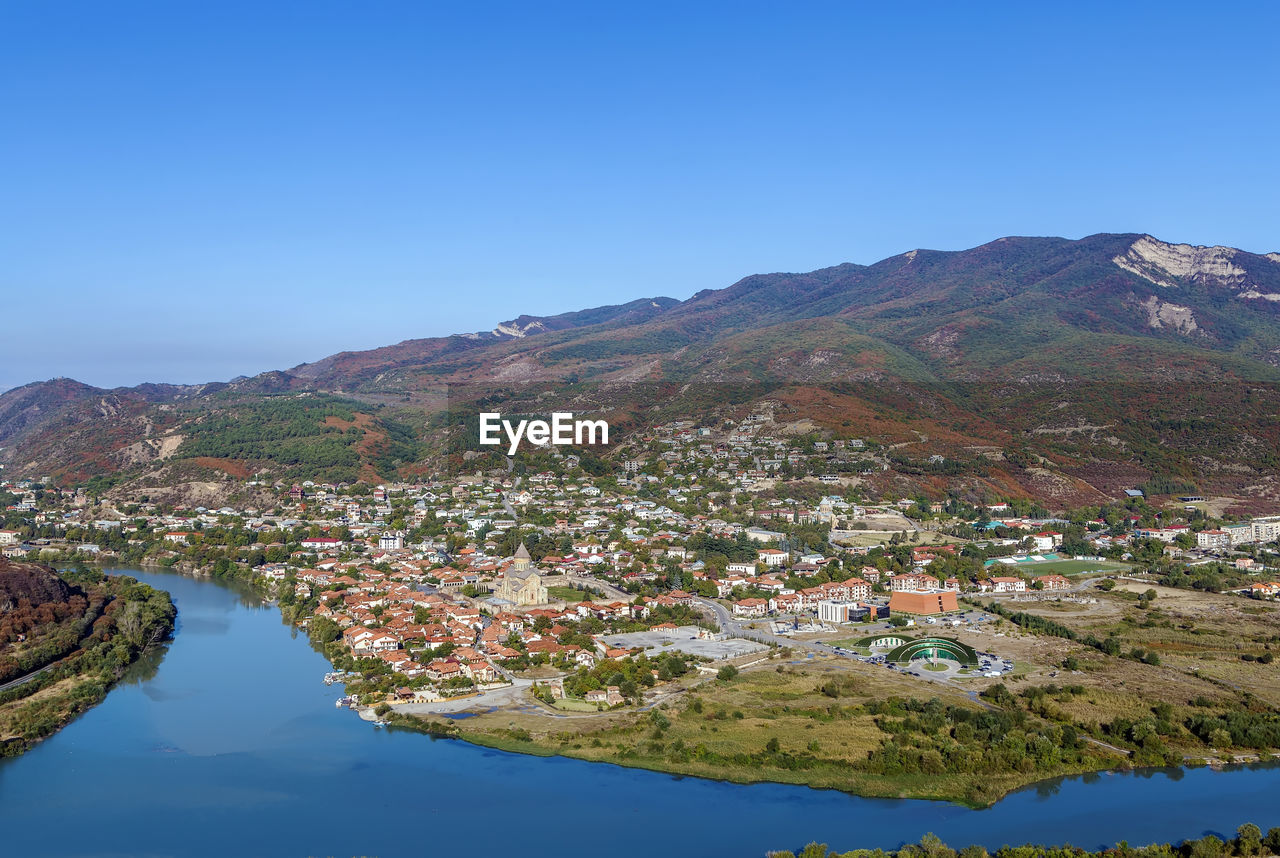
[495,543,547,606]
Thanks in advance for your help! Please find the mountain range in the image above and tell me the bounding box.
[5,232,1280,511]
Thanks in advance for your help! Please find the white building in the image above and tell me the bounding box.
[1196,529,1231,551]
[817,600,864,624]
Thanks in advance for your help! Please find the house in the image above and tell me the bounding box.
[1035,574,1071,591]
[426,659,463,681]
[1031,532,1062,552]
[769,592,803,614]
[989,576,1027,593]
[732,598,768,618]
[757,548,788,567]
[343,627,398,654]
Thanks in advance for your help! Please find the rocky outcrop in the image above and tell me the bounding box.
[1113,235,1274,297]
[1139,295,1199,334]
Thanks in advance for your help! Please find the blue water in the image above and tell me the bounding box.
[1,568,1276,858]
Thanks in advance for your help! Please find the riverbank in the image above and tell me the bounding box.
[10,565,1280,858]
[398,697,1276,809]
[772,825,1280,858]
[436,721,1116,808]
[0,567,176,757]
[389,657,1130,808]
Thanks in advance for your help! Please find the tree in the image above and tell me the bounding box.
[309,616,340,643]
[1187,835,1225,858]
[116,601,144,648]
[765,737,780,753]
[1236,823,1262,856]
[717,664,739,681]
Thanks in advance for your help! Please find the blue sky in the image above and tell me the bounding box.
[3,1,1278,393]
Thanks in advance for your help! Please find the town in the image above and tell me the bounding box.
[6,403,1280,740]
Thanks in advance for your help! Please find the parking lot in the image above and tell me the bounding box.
[603,626,770,660]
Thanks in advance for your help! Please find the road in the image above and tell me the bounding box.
[0,657,68,694]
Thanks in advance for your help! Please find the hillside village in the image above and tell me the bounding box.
[5,406,1280,715]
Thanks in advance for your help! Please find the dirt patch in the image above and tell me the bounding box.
[191,457,251,479]
[323,413,375,431]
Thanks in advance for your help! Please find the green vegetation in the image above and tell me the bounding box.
[768,823,1280,858]
[173,393,420,481]
[0,568,175,757]
[415,661,1123,806]
[990,559,1131,576]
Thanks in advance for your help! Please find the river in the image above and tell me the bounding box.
[0,568,1276,857]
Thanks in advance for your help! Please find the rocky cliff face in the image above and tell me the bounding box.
[1113,235,1280,299]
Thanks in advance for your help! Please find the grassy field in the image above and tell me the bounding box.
[547,586,585,602]
[0,671,109,755]
[403,655,1121,806]
[972,582,1280,753]
[985,558,1132,576]
[831,532,897,548]
[552,697,600,712]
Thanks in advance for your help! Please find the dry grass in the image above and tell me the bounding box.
[971,585,1280,733]
[414,658,1099,805]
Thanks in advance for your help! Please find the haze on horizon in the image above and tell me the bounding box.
[2,0,1278,394]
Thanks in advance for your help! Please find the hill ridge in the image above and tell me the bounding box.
[6,231,1280,508]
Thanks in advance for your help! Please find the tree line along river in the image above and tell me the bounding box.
[0,567,1276,858]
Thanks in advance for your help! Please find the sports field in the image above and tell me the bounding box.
[985,558,1131,576]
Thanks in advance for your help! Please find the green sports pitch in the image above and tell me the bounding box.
[985,558,1131,576]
